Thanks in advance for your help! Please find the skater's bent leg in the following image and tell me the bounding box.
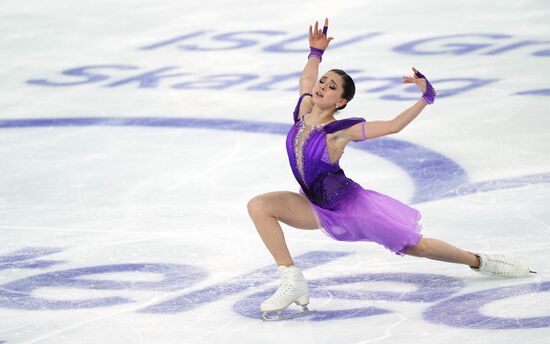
[247,191,320,267]
[405,237,480,268]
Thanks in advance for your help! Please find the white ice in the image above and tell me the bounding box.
[1,1,549,343]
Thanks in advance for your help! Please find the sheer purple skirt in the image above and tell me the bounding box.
[300,184,423,256]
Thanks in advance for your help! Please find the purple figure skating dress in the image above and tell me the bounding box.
[286,93,423,255]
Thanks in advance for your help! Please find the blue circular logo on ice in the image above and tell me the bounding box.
[234,273,463,321]
[424,282,550,329]
[0,247,548,329]
[1,116,548,203]
[0,263,207,310]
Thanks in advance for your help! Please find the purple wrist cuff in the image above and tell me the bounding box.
[308,47,324,62]
[415,70,436,104]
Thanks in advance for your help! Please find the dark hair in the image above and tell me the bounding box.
[330,69,355,110]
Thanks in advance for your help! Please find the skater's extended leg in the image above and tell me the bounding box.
[405,237,480,267]
[247,191,320,267]
[405,237,534,277]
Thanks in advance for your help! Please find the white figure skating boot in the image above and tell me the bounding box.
[260,265,313,321]
[470,252,536,277]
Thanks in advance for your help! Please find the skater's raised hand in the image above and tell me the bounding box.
[402,67,436,104]
[309,18,334,50]
[402,67,427,93]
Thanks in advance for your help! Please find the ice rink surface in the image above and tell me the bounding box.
[1,0,550,343]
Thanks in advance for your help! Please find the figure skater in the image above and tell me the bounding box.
[247,18,534,321]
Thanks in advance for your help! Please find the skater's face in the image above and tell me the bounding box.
[312,71,347,110]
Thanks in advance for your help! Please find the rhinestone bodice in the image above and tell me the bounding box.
[285,114,366,210]
[293,118,332,183]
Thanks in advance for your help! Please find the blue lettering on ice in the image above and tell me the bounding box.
[0,262,207,310]
[138,31,381,52]
[353,76,498,100]
[175,31,287,51]
[354,76,403,93]
[393,33,550,56]
[139,31,209,50]
[139,30,550,57]
[263,32,382,53]
[381,78,497,100]
[105,67,188,88]
[393,33,512,55]
[173,73,258,90]
[27,65,139,86]
[25,65,498,100]
[482,40,546,55]
[248,71,302,91]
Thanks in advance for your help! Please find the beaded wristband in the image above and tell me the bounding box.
[414,70,436,104]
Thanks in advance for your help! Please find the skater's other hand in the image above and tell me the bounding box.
[402,67,427,93]
[309,18,334,50]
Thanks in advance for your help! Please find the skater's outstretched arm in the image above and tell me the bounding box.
[296,18,334,118]
[344,67,435,141]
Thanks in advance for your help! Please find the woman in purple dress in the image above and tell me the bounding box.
[247,18,533,320]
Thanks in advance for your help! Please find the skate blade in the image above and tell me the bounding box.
[260,305,315,321]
